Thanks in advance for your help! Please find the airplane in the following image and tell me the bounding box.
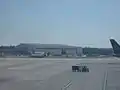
[30,52,46,58]
[110,38,120,57]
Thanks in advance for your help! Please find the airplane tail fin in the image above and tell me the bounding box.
[110,39,120,55]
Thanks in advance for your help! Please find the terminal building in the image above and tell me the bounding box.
[15,43,83,56]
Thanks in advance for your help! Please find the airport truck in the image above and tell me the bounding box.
[72,65,89,72]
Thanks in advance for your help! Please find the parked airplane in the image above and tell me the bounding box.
[110,38,120,57]
[30,52,46,58]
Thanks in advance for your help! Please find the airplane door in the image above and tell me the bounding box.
[106,67,120,90]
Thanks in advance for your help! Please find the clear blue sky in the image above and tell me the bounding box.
[0,0,120,48]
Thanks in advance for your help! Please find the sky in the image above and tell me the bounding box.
[0,0,120,48]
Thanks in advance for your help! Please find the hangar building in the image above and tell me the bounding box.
[15,43,83,56]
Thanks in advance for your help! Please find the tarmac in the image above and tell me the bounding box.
[0,57,119,90]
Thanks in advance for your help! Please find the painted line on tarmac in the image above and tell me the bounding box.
[7,62,54,70]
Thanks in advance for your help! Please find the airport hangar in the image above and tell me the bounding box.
[15,43,83,56]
